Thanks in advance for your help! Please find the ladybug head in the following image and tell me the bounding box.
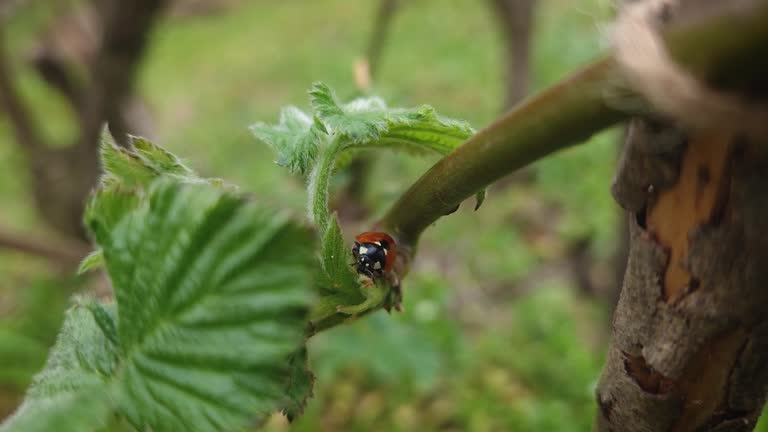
[352,241,387,278]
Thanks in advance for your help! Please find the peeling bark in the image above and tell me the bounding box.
[598,115,768,431]
[596,0,768,429]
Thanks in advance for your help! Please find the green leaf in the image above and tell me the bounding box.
[92,179,315,432]
[11,138,318,432]
[378,104,475,152]
[258,82,485,230]
[88,134,235,255]
[100,140,157,189]
[251,106,328,175]
[85,300,119,348]
[83,182,141,243]
[306,82,486,213]
[318,214,359,296]
[307,82,344,121]
[0,304,116,432]
[281,347,314,422]
[1,383,112,432]
[309,214,366,331]
[99,129,197,189]
[309,82,474,152]
[77,250,104,275]
[257,82,484,330]
[309,83,388,143]
[129,135,194,176]
[336,279,389,316]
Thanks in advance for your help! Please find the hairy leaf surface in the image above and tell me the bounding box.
[8,137,317,431]
[0,305,116,432]
[89,180,315,431]
[254,82,482,330]
[281,347,314,422]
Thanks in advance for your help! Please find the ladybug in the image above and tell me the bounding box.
[352,232,396,279]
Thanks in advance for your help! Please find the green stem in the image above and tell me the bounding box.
[381,57,627,244]
[309,135,344,235]
[381,0,768,249]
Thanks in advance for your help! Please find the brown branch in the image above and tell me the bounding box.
[30,52,85,111]
[379,0,768,266]
[380,57,627,246]
[79,0,168,148]
[488,0,535,109]
[365,0,398,83]
[26,4,100,113]
[0,224,89,266]
[0,27,44,154]
[0,1,167,242]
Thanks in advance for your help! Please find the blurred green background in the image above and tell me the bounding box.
[0,0,728,430]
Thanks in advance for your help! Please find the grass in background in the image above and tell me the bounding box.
[0,0,673,430]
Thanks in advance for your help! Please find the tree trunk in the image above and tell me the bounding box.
[609,131,632,311]
[488,0,535,110]
[595,0,768,427]
[596,120,768,431]
[0,0,166,242]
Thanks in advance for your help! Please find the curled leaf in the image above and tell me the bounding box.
[257,82,484,329]
[77,250,104,275]
[250,107,328,175]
